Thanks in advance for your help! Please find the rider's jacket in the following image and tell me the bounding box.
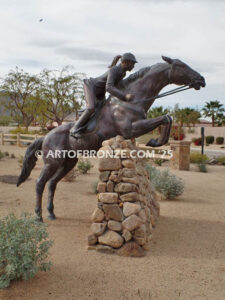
[88,63,127,101]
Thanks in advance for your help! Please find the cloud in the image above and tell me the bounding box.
[0,0,224,106]
[55,47,115,63]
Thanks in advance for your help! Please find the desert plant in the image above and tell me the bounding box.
[145,164,184,199]
[217,156,225,165]
[154,159,167,166]
[92,180,99,194]
[10,153,16,159]
[0,213,53,288]
[77,159,93,174]
[205,136,214,144]
[4,151,9,157]
[198,163,208,172]
[0,150,4,160]
[216,137,224,145]
[190,152,209,164]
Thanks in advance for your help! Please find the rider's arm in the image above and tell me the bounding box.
[106,67,127,101]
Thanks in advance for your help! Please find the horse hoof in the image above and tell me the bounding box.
[47,214,56,220]
[36,216,43,222]
[146,139,158,147]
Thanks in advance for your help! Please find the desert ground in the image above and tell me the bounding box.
[0,144,225,300]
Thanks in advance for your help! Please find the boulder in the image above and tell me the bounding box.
[122,177,139,184]
[117,241,145,257]
[97,182,106,193]
[108,220,122,231]
[123,202,141,217]
[121,168,137,178]
[122,215,142,231]
[98,193,118,203]
[99,171,110,182]
[103,204,124,221]
[91,223,106,236]
[99,158,121,171]
[122,159,135,168]
[98,230,124,248]
[122,230,132,242]
[106,180,114,192]
[88,234,98,246]
[120,192,140,202]
[114,183,137,193]
[91,207,105,222]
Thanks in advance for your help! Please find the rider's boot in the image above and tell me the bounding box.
[70,108,94,138]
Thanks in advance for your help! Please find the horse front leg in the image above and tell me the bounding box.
[131,115,172,147]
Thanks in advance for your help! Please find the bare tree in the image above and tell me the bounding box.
[0,67,40,129]
[38,66,85,125]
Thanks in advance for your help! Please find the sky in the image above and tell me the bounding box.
[0,0,225,110]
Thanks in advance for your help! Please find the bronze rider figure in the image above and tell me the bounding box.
[70,52,138,138]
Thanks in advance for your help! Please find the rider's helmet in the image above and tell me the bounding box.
[121,52,138,63]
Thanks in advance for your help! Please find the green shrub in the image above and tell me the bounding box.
[0,213,53,288]
[198,163,208,172]
[0,116,12,126]
[205,136,214,144]
[217,156,225,165]
[77,159,93,174]
[145,164,184,199]
[190,152,209,164]
[216,137,224,145]
[0,150,4,160]
[154,159,167,166]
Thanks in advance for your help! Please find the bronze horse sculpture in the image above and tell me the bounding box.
[17,56,205,221]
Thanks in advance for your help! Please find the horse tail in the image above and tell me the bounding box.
[108,55,122,68]
[17,137,44,187]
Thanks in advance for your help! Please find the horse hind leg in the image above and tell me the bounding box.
[36,164,57,222]
[47,158,78,220]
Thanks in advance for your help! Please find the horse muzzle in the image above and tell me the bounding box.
[190,76,206,90]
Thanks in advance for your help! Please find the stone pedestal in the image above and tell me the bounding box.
[88,136,160,256]
[170,141,191,170]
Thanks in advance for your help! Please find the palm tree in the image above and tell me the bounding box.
[147,106,170,135]
[147,106,170,119]
[202,100,225,127]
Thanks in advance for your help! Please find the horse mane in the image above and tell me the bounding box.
[120,63,168,93]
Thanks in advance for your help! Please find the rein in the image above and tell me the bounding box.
[133,85,192,104]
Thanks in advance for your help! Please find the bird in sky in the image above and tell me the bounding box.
[39,19,43,22]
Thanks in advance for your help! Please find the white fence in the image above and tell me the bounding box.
[0,133,43,146]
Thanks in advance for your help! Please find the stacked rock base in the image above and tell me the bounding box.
[88,136,160,256]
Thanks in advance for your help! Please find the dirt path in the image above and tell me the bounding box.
[0,145,225,300]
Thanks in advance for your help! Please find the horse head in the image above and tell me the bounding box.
[162,56,206,90]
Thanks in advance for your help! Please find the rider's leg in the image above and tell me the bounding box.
[70,79,95,136]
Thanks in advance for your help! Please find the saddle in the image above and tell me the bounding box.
[75,99,107,135]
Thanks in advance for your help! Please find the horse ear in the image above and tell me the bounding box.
[162,56,173,64]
